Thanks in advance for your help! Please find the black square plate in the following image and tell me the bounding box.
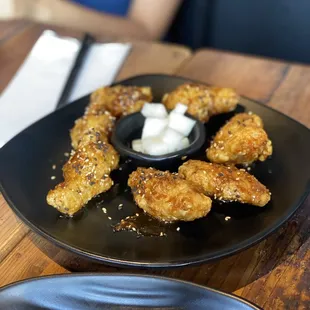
[0,74,309,268]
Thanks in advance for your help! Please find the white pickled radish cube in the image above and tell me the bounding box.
[176,137,190,151]
[141,103,168,118]
[142,117,168,139]
[168,112,196,136]
[132,139,143,152]
[142,137,169,156]
[161,128,184,152]
[173,103,188,114]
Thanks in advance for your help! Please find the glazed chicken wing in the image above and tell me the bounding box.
[207,113,272,165]
[162,83,239,122]
[86,85,153,118]
[179,160,271,207]
[47,141,119,216]
[128,167,212,222]
[70,111,115,149]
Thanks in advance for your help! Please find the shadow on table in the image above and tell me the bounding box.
[30,196,310,293]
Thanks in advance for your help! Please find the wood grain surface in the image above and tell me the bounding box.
[0,22,309,310]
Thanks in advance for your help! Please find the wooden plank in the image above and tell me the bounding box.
[0,232,59,287]
[237,204,310,310]
[267,64,310,126]
[0,196,29,262]
[0,24,39,93]
[177,49,289,103]
[0,20,30,43]
[116,40,191,81]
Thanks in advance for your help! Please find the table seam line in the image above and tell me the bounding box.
[174,56,196,76]
[262,64,291,104]
[0,230,30,264]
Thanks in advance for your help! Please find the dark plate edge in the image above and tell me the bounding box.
[0,74,309,268]
[0,273,262,310]
[1,178,309,269]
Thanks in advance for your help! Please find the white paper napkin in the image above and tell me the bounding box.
[0,30,131,148]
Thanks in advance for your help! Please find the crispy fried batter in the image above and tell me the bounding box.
[179,160,271,207]
[207,113,272,165]
[70,111,115,149]
[86,85,153,117]
[47,141,119,216]
[162,83,239,122]
[128,167,212,222]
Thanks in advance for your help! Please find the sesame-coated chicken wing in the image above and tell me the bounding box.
[162,83,239,122]
[207,113,272,165]
[179,160,271,207]
[47,141,119,216]
[70,111,115,149]
[86,85,153,118]
[128,167,212,222]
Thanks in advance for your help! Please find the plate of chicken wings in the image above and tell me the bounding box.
[0,74,309,268]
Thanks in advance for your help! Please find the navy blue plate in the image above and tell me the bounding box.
[0,74,309,268]
[0,274,261,309]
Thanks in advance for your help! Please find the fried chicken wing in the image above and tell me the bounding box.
[179,160,271,207]
[86,85,153,118]
[128,167,212,222]
[207,113,272,165]
[47,141,119,216]
[162,83,239,122]
[70,111,115,149]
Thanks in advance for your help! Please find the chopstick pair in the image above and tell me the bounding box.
[56,33,95,109]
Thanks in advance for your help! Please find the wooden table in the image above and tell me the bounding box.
[0,22,309,310]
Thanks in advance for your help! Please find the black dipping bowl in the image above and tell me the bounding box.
[111,111,205,168]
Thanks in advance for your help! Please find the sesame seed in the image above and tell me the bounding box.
[135,213,139,216]
[118,203,123,207]
[64,152,69,157]
[225,216,231,221]
[108,216,112,220]
[51,176,56,180]
[176,227,180,231]
[52,165,56,170]
[102,207,107,213]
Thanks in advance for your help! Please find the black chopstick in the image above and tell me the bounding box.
[56,33,95,109]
